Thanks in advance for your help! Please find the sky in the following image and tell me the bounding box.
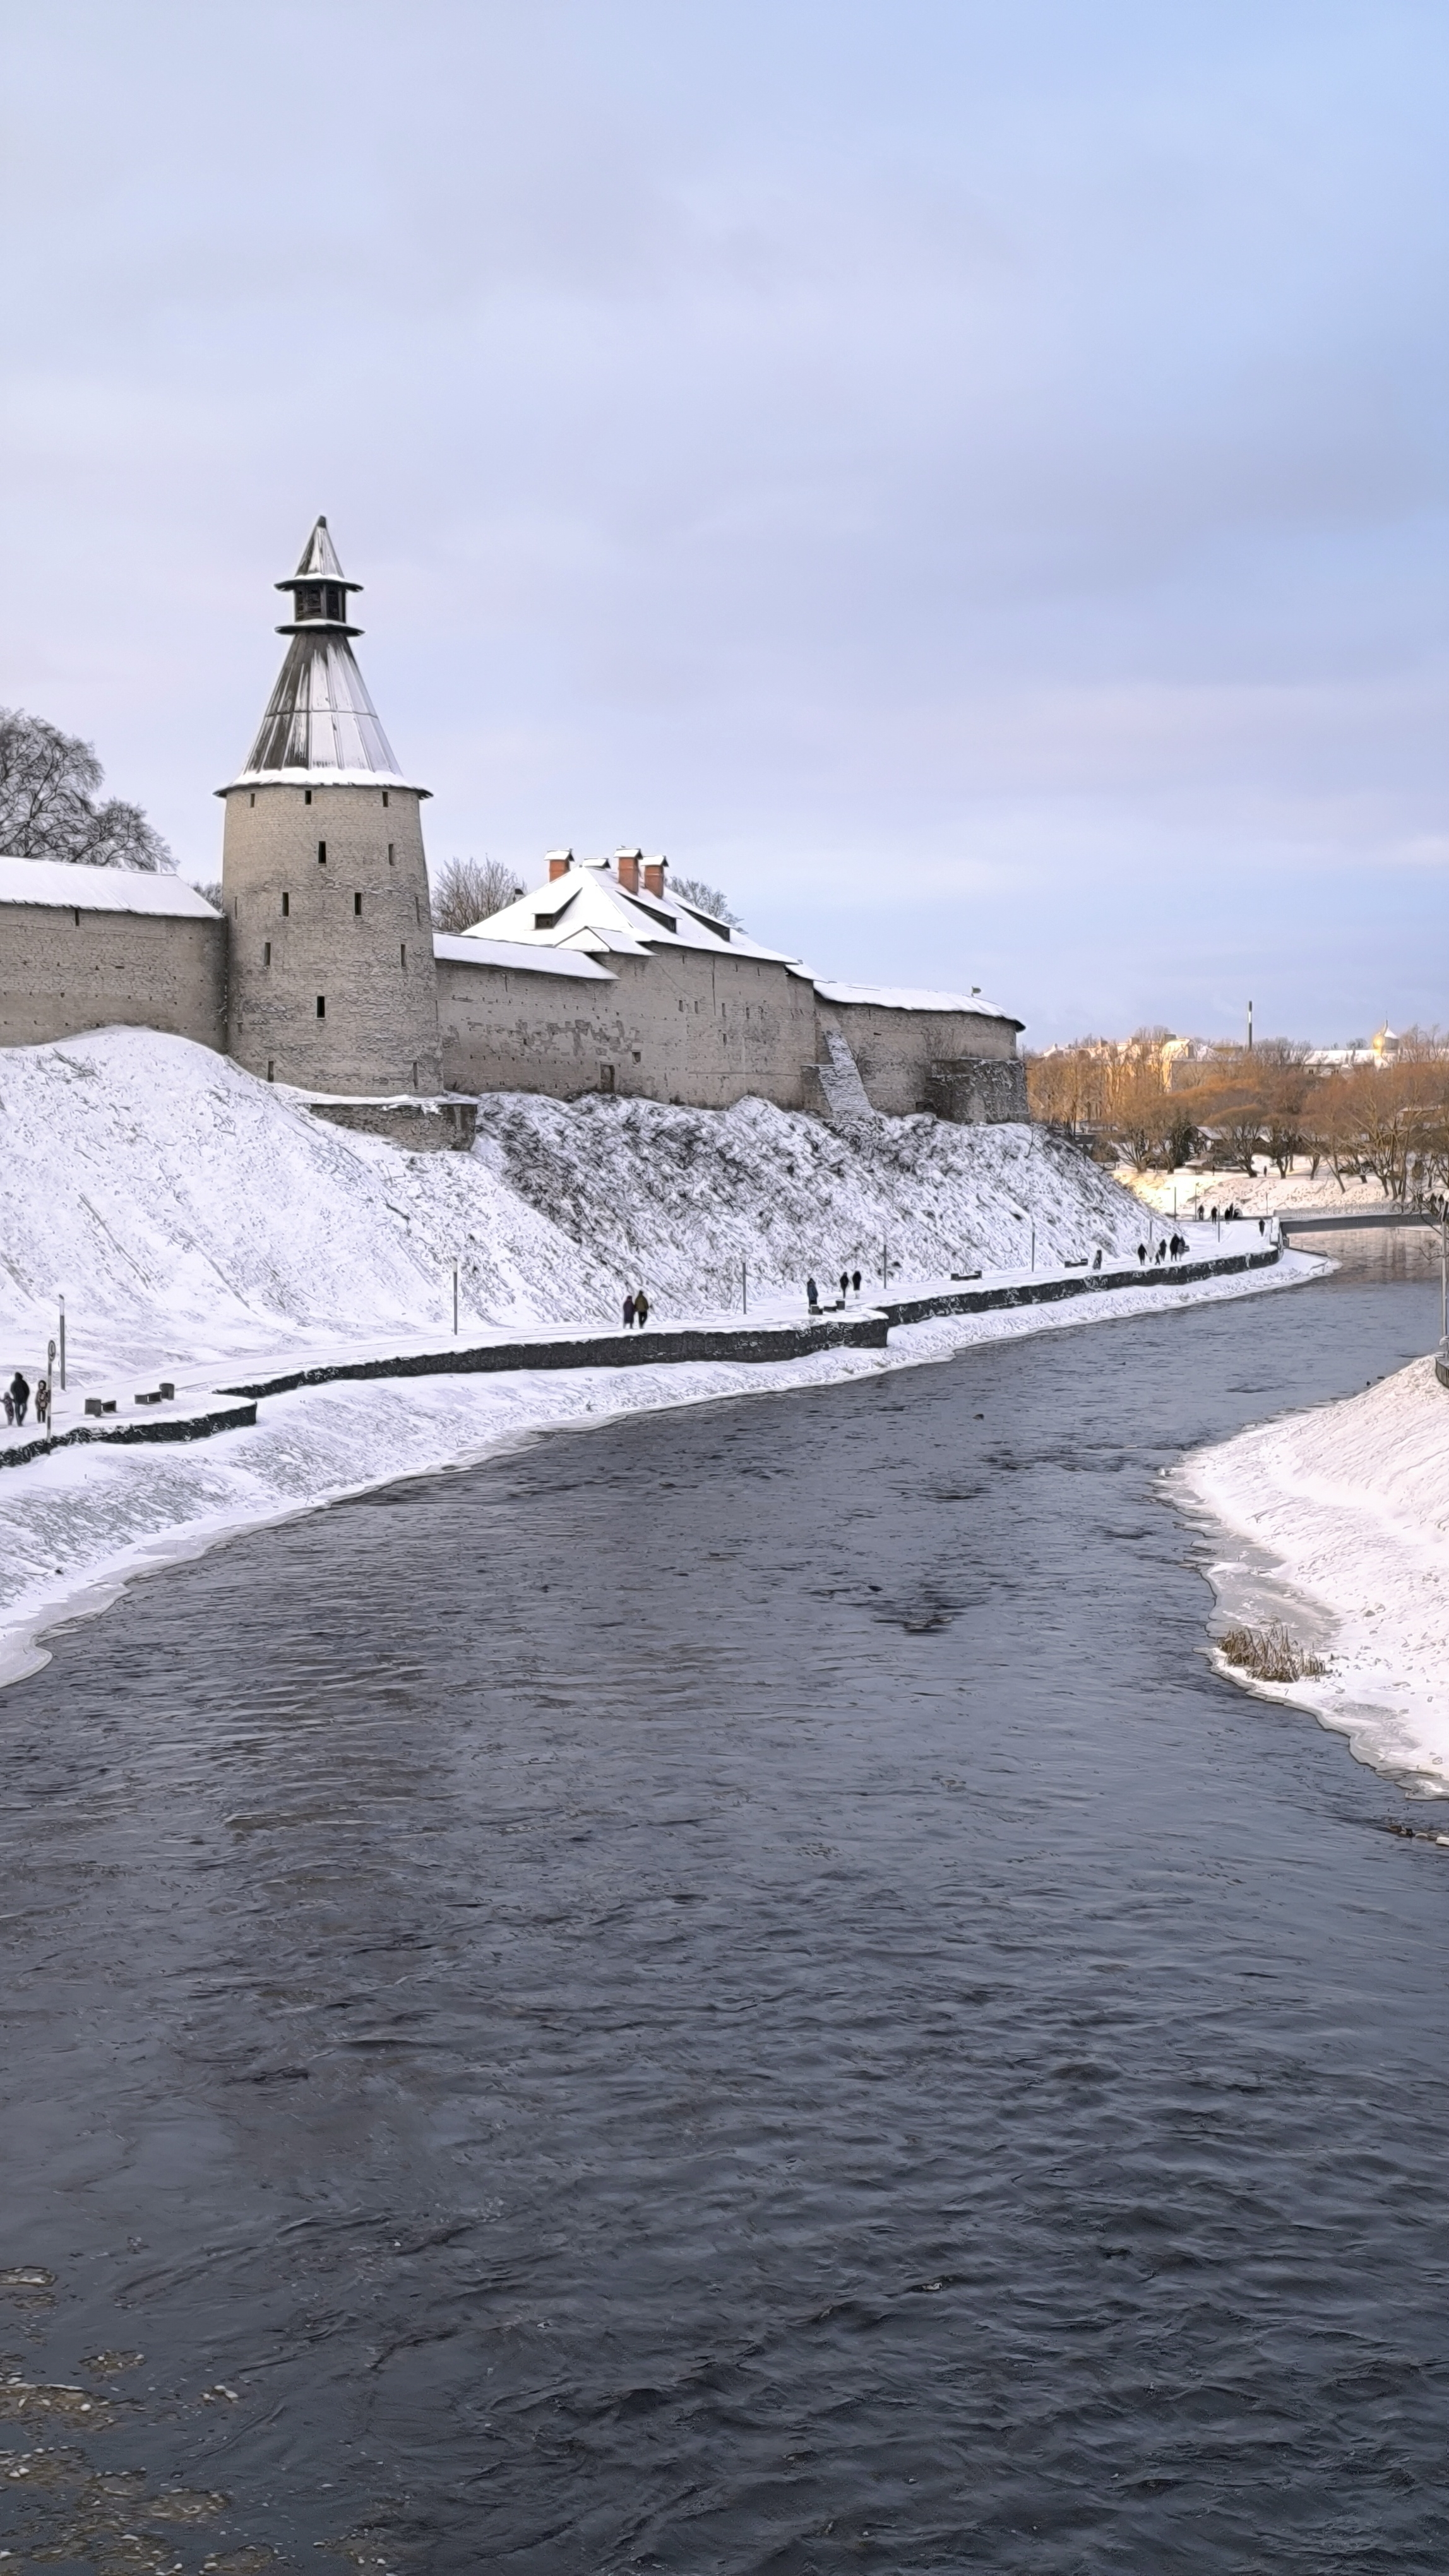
[1,0,1445,1044]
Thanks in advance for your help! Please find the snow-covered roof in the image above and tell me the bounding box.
[225,766,427,794]
[432,932,615,981]
[455,856,809,973]
[0,857,221,919]
[815,978,1022,1027]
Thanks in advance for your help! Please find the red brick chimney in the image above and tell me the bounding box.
[617,850,641,893]
[643,858,667,897]
[547,851,572,883]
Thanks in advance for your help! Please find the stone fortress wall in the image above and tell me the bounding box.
[434,936,821,1110]
[0,863,1029,1124]
[0,860,226,1054]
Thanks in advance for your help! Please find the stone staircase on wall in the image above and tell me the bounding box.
[809,1027,874,1121]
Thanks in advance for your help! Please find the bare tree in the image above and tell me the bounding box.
[0,707,172,870]
[671,874,742,929]
[431,856,524,935]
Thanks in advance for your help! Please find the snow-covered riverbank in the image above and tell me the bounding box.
[0,1027,1322,1686]
[1179,1359,1449,1793]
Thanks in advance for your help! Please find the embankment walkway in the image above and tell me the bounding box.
[1,1234,1284,1471]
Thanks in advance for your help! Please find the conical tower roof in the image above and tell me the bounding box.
[222,517,428,792]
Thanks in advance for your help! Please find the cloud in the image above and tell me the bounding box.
[0,0,1443,1037]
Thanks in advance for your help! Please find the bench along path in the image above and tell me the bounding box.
[1,1239,1282,1470]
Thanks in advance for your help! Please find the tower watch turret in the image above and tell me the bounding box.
[218,517,442,1093]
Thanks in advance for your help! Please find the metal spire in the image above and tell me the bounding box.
[229,517,421,788]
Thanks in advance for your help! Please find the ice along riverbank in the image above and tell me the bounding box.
[1180,1352,1449,1794]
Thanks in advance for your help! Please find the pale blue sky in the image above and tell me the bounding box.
[1,1,1444,1041]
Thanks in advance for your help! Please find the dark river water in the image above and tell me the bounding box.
[3,1271,1446,2575]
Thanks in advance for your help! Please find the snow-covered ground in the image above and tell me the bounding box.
[0,1026,1151,1392]
[1178,1360,1449,1794]
[1124,1160,1407,1218]
[0,1027,1320,1685]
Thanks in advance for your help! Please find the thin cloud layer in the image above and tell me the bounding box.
[0,0,1443,1039]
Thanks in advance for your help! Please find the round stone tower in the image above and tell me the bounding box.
[218,518,443,1094]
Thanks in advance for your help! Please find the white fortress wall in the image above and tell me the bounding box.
[0,859,226,1054]
[438,935,821,1109]
[814,984,1027,1120]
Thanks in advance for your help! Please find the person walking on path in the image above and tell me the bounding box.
[806,1275,819,1313]
[34,1378,50,1431]
[623,1292,636,1329]
[1136,1243,1147,1267]
[9,1371,30,1426]
[634,1289,650,1329]
[839,1272,849,1303]
[2,1388,13,1428]
[852,1269,861,1294]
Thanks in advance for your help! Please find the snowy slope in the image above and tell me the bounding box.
[1179,1357,1449,1790]
[0,1026,1323,1691]
[0,1029,1147,1376]
[472,1090,1145,1313]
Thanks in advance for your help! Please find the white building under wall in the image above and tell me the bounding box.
[0,520,1029,1128]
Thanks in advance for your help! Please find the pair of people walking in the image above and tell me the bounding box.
[622,1289,650,1330]
[4,1370,47,1430]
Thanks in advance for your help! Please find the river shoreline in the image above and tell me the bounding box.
[1178,1352,1449,1794]
[0,1248,1323,1693]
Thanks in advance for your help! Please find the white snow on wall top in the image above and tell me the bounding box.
[218,766,429,796]
[432,933,615,981]
[814,979,1020,1025]
[0,857,222,919]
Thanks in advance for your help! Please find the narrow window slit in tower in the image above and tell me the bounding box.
[387,844,394,865]
[382,792,389,808]
[282,891,289,915]
[249,792,255,808]
[264,941,271,966]
[304,789,312,806]
[400,943,407,969]
[267,1060,275,1082]
[318,840,327,864]
[354,891,362,916]
[316,996,326,1018]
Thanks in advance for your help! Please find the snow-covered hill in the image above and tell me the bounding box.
[0,1029,1145,1376]
[0,1028,1320,1691]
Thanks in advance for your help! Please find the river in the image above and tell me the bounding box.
[2,1270,1446,2573]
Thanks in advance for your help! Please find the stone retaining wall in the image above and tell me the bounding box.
[0,1393,257,1472]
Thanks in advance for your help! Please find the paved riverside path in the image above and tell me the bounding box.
[2,1229,1284,1469]
[217,1231,1282,1400]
